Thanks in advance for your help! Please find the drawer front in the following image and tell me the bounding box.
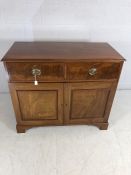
[6,62,65,82]
[66,62,121,80]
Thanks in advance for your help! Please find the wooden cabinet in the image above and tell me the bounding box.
[2,42,125,133]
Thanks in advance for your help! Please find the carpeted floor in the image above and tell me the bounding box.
[0,90,131,175]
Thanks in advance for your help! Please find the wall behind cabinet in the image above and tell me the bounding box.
[0,0,131,92]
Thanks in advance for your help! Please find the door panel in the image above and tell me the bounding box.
[64,82,112,124]
[9,83,63,125]
[17,90,58,120]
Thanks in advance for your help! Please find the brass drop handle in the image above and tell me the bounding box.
[88,68,97,76]
[32,68,41,85]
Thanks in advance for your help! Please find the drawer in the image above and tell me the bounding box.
[66,62,121,80]
[6,62,65,82]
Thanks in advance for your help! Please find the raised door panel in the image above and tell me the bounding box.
[17,90,58,120]
[64,82,112,124]
[9,83,63,125]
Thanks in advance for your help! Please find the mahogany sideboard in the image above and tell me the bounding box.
[2,42,125,133]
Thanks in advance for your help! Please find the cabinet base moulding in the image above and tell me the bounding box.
[16,123,109,133]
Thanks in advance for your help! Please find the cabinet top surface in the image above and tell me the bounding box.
[2,42,124,62]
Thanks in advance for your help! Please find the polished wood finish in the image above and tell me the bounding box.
[64,82,111,124]
[66,62,121,80]
[5,62,64,82]
[2,42,125,133]
[9,83,63,126]
[2,42,124,61]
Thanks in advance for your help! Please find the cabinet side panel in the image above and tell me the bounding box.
[9,83,23,124]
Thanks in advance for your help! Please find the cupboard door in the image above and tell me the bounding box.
[64,82,113,124]
[9,83,63,125]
